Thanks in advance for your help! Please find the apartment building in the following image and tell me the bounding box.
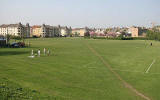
[129,27,139,37]
[154,26,160,32]
[0,22,30,38]
[72,27,88,36]
[31,25,42,37]
[129,26,147,37]
[60,26,72,36]
[31,24,61,37]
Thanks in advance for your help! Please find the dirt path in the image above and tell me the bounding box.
[85,42,151,100]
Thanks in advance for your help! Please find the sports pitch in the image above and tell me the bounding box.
[0,38,160,100]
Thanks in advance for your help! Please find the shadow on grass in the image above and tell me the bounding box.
[0,51,28,56]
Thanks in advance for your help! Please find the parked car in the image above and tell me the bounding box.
[11,42,19,48]
[17,42,25,47]
[11,42,25,48]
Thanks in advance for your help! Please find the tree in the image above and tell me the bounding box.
[106,28,112,33]
[84,31,90,37]
[10,36,22,42]
[74,32,80,37]
[6,34,11,44]
[146,30,160,40]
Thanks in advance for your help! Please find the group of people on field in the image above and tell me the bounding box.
[31,48,50,57]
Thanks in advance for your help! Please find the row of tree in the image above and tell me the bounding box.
[6,34,24,44]
[146,29,160,40]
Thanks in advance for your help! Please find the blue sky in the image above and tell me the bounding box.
[0,0,159,28]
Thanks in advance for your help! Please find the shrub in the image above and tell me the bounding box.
[90,36,148,40]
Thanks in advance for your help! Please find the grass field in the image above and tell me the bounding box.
[0,38,160,100]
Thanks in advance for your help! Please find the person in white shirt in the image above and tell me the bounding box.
[38,49,41,57]
[44,48,46,55]
[31,49,34,56]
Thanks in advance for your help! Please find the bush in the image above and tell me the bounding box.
[92,37,106,39]
[146,30,160,41]
[32,36,39,38]
[91,36,148,40]
[132,37,147,40]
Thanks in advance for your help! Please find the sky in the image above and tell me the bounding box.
[0,0,160,28]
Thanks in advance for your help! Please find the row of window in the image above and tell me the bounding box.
[0,29,22,32]
[0,33,17,35]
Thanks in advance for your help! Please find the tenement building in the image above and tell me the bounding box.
[129,26,147,37]
[129,27,139,37]
[31,25,42,37]
[60,26,72,36]
[31,24,71,37]
[31,24,61,37]
[72,27,89,36]
[0,22,30,38]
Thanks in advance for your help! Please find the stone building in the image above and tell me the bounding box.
[0,22,30,38]
[129,26,147,37]
[154,26,160,32]
[31,25,42,37]
[72,27,89,37]
[31,24,61,37]
[59,26,72,36]
[25,23,30,38]
[129,27,139,37]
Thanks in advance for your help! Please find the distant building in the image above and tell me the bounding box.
[95,28,106,35]
[46,25,60,37]
[25,23,31,37]
[0,22,30,38]
[154,26,160,32]
[129,27,139,37]
[31,25,42,37]
[60,26,72,36]
[31,24,60,37]
[129,26,147,37]
[72,27,88,36]
[157,26,160,31]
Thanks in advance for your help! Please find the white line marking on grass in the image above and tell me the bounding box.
[82,62,96,67]
[145,59,156,73]
[112,68,143,73]
[112,68,160,75]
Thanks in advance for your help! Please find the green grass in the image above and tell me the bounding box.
[0,38,160,100]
